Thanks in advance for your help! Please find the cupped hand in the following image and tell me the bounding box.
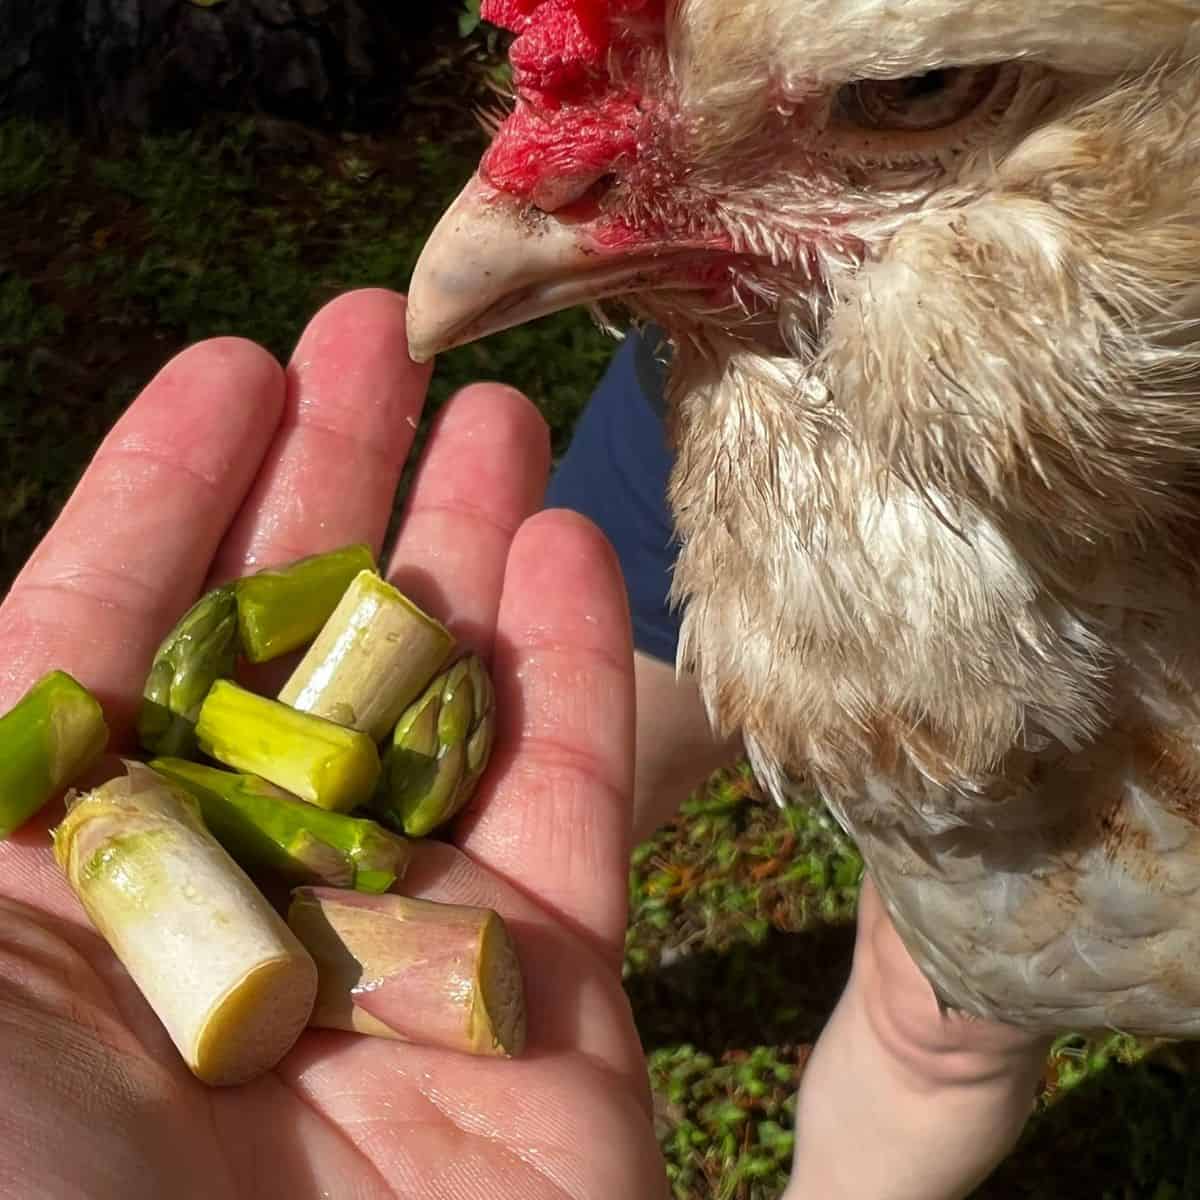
[0,290,665,1200]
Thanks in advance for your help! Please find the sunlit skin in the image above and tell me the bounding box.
[0,289,667,1200]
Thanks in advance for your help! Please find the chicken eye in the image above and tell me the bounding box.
[834,66,1002,133]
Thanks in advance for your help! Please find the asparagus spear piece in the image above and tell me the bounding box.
[376,654,495,837]
[278,569,454,742]
[151,757,413,893]
[137,586,240,758]
[0,671,108,838]
[288,887,526,1058]
[53,763,317,1086]
[235,544,376,664]
[196,680,380,813]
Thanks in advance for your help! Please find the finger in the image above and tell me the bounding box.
[385,384,550,655]
[456,510,636,961]
[0,338,286,727]
[209,289,430,581]
[0,339,285,920]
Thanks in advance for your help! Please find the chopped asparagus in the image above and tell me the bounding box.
[288,887,526,1058]
[278,569,454,742]
[138,586,240,758]
[151,757,412,893]
[0,671,108,838]
[235,544,377,664]
[196,680,380,813]
[376,654,495,837]
[53,763,317,1086]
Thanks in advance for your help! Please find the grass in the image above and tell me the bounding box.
[0,104,612,584]
[4,46,1200,1198]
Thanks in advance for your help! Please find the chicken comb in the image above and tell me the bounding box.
[482,0,662,105]
[478,0,660,201]
[481,0,659,33]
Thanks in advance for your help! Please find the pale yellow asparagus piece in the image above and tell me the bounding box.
[53,763,317,1086]
[278,570,454,742]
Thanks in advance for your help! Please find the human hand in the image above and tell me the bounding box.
[0,290,665,1200]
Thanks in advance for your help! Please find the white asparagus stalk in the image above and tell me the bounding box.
[278,570,454,742]
[288,887,526,1058]
[53,762,317,1086]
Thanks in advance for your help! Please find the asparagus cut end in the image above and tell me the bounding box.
[279,569,455,741]
[46,673,109,786]
[193,953,319,1087]
[472,909,527,1058]
[288,888,526,1058]
[196,680,380,813]
[236,544,377,664]
[0,670,109,839]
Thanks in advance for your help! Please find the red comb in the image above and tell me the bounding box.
[509,0,609,101]
[480,0,539,30]
[478,0,663,201]
[483,0,662,104]
[482,94,640,198]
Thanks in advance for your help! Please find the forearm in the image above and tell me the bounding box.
[786,974,1047,1199]
[785,881,1049,1200]
[632,652,743,840]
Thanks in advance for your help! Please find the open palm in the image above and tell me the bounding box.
[0,291,665,1200]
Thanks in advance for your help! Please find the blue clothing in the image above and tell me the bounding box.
[544,330,681,664]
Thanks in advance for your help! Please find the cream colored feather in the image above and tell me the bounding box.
[660,25,1200,1034]
[411,0,1200,1035]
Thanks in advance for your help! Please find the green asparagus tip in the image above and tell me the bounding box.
[376,654,495,838]
[138,586,240,758]
[151,757,412,893]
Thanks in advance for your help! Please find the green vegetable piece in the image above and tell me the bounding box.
[138,586,240,758]
[278,569,454,742]
[196,680,380,813]
[376,654,495,837]
[151,757,412,893]
[235,544,376,664]
[0,670,108,838]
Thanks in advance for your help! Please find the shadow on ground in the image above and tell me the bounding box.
[627,922,855,1055]
[978,1051,1200,1199]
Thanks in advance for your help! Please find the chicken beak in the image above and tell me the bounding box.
[407,175,663,363]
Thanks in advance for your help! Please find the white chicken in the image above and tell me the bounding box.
[408,0,1200,1038]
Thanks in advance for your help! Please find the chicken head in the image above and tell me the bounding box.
[408,0,1200,1038]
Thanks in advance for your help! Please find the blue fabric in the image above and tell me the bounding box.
[544,330,681,664]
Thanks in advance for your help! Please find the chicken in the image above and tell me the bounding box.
[406,0,1200,1038]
